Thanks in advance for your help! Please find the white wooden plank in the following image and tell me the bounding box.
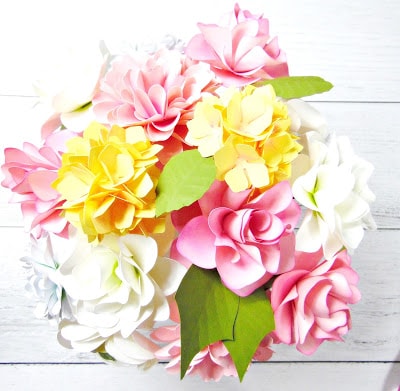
[0,228,398,363]
[0,0,399,101]
[1,97,398,228]
[0,362,399,391]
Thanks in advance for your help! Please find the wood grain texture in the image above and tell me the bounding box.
[0,363,399,391]
[0,0,399,102]
[0,0,399,389]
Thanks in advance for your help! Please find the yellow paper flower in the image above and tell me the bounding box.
[214,136,270,192]
[259,120,303,186]
[185,96,224,157]
[223,84,288,143]
[53,122,164,241]
[186,84,302,191]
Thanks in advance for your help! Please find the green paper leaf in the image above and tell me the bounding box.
[98,352,115,361]
[223,289,275,382]
[175,266,239,379]
[156,149,216,217]
[256,76,333,99]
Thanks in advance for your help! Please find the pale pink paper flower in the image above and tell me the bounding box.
[92,49,217,161]
[151,302,274,381]
[185,3,289,86]
[172,180,300,296]
[271,249,361,355]
[154,330,238,382]
[1,131,75,238]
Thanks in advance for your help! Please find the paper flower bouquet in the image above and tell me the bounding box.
[1,3,376,382]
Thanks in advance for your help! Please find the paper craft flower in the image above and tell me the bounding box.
[286,98,328,153]
[33,43,107,136]
[186,84,301,192]
[93,49,217,144]
[52,122,164,241]
[185,96,225,156]
[0,2,376,384]
[151,307,239,381]
[57,233,186,364]
[186,85,292,150]
[271,249,361,354]
[21,233,70,321]
[173,180,300,296]
[151,301,274,381]
[1,131,75,237]
[292,135,376,258]
[185,3,289,86]
[214,135,271,192]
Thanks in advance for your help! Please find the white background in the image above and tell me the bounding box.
[0,0,399,390]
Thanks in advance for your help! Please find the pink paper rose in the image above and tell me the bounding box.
[1,131,74,238]
[172,180,300,296]
[271,249,361,355]
[93,48,217,161]
[151,301,274,382]
[185,3,289,87]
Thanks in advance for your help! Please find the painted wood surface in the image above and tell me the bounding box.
[1,363,400,391]
[0,0,399,389]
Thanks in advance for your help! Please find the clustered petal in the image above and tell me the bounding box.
[53,122,164,241]
[186,84,302,192]
[185,3,289,86]
[92,48,218,158]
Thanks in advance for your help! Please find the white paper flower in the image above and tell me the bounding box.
[286,99,329,183]
[33,42,107,131]
[57,233,186,365]
[292,134,376,258]
[21,232,76,321]
[101,332,160,368]
[287,99,328,146]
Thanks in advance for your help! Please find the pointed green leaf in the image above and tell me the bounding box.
[98,352,116,361]
[256,76,333,99]
[223,288,275,381]
[175,266,239,379]
[156,149,216,217]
